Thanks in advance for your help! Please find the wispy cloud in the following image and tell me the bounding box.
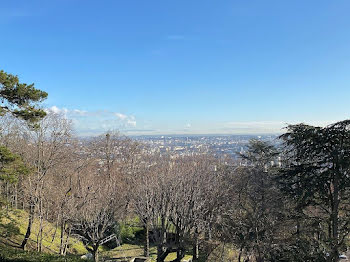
[184,123,191,130]
[46,106,137,136]
[44,107,340,136]
[219,120,339,134]
[114,113,127,120]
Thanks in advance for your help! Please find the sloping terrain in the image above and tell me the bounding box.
[0,209,86,254]
[0,209,194,262]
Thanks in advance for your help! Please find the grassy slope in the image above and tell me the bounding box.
[1,209,86,254]
[1,209,194,261]
[0,245,85,262]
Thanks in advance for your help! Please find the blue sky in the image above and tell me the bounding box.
[1,0,350,135]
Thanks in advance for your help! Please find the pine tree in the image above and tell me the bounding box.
[0,70,47,249]
[0,70,47,122]
[279,120,350,262]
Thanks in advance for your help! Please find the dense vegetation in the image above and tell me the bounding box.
[1,70,350,262]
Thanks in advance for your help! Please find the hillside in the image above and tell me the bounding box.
[0,209,86,254]
[0,209,195,262]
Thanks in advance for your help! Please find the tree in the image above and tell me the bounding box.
[19,113,73,250]
[0,146,29,186]
[169,155,224,262]
[0,70,47,204]
[0,70,47,122]
[131,154,223,262]
[0,145,29,230]
[0,70,47,249]
[69,133,130,262]
[221,140,284,262]
[69,168,119,262]
[129,153,159,257]
[279,120,350,262]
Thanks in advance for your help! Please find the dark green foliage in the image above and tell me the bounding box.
[240,139,279,167]
[119,221,143,243]
[279,121,350,206]
[223,140,285,262]
[269,238,328,262]
[0,70,47,123]
[278,120,350,261]
[0,146,29,183]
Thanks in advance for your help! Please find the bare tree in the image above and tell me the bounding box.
[69,132,132,262]
[131,154,223,262]
[19,113,73,250]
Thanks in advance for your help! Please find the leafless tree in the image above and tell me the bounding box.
[131,153,224,262]
[19,113,73,250]
[68,132,134,262]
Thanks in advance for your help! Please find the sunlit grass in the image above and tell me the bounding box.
[1,209,197,261]
[1,209,86,254]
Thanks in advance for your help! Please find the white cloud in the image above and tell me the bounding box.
[46,106,68,115]
[72,109,88,116]
[127,119,137,127]
[114,113,127,120]
[45,106,137,135]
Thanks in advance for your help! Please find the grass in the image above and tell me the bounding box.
[0,244,85,262]
[102,243,193,261]
[1,209,194,261]
[0,209,86,254]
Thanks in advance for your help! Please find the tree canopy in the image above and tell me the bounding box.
[279,120,350,261]
[0,70,48,122]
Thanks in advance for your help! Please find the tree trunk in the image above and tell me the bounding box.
[14,184,18,209]
[238,248,242,262]
[193,233,199,261]
[175,246,185,262]
[59,220,65,255]
[37,199,43,252]
[6,182,9,210]
[21,202,34,250]
[157,245,170,262]
[331,173,340,262]
[63,226,71,256]
[144,223,150,257]
[37,216,43,252]
[93,244,99,262]
[256,256,264,262]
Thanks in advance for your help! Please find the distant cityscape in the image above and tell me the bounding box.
[132,134,280,159]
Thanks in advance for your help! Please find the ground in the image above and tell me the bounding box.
[102,244,193,261]
[0,209,86,254]
[0,209,194,262]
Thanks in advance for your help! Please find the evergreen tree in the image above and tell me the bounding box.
[0,69,47,182]
[0,146,29,184]
[0,70,47,122]
[279,120,350,262]
[0,70,47,249]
